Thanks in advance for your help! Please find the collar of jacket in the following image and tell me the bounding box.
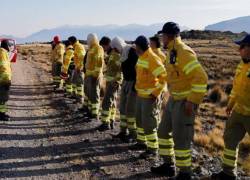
[139,48,153,60]
[66,45,73,50]
[167,36,182,51]
[0,48,8,53]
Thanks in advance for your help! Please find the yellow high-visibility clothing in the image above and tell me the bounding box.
[228,61,250,116]
[73,41,86,71]
[51,43,65,64]
[152,48,166,64]
[165,37,208,104]
[105,50,122,83]
[85,44,104,78]
[135,48,167,98]
[0,48,11,85]
[62,45,74,74]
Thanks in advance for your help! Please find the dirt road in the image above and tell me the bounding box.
[0,51,162,180]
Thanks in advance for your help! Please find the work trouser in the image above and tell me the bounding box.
[158,97,196,173]
[101,81,119,124]
[119,80,137,135]
[71,70,84,98]
[136,96,160,152]
[83,76,90,108]
[85,76,101,118]
[0,85,10,113]
[222,111,250,176]
[65,68,74,95]
[52,62,63,88]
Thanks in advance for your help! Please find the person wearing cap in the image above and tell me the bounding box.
[68,36,86,102]
[84,33,104,120]
[133,35,167,159]
[100,36,112,63]
[112,37,138,143]
[51,36,65,90]
[97,37,122,131]
[151,22,208,179]
[0,40,11,121]
[60,40,75,96]
[211,35,250,180]
[150,35,166,63]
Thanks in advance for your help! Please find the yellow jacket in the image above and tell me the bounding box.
[73,41,86,71]
[228,62,250,116]
[85,44,104,78]
[51,43,65,64]
[152,48,166,64]
[0,48,11,84]
[136,48,167,98]
[165,37,208,104]
[62,45,74,74]
[105,50,122,83]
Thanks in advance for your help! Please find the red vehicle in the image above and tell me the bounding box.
[0,38,18,63]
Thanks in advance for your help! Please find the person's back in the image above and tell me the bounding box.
[0,47,11,84]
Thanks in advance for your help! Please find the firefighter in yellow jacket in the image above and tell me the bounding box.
[211,35,250,180]
[60,40,74,96]
[85,34,104,119]
[150,35,166,63]
[132,36,167,159]
[68,36,86,101]
[0,40,11,121]
[151,22,208,180]
[51,36,65,89]
[97,37,122,131]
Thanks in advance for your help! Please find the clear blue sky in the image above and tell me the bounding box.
[1,0,249,37]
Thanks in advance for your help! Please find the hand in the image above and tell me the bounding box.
[226,106,232,116]
[184,101,196,116]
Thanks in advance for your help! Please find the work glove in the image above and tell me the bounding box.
[226,106,233,116]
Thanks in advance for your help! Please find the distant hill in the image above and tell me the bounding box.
[205,16,250,33]
[1,24,189,44]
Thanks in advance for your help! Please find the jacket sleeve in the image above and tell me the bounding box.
[62,49,74,74]
[227,63,242,109]
[149,56,167,97]
[94,48,104,77]
[181,50,208,104]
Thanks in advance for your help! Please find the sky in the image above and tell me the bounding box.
[1,0,250,37]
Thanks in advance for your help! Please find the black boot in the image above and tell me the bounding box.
[124,133,136,143]
[169,172,192,180]
[151,163,176,177]
[110,120,115,130]
[0,113,10,121]
[129,143,147,151]
[97,123,110,132]
[139,149,157,159]
[211,171,236,180]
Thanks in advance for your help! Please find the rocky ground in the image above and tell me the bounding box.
[0,41,249,180]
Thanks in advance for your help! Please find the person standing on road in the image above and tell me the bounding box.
[84,33,104,120]
[60,40,75,96]
[68,36,86,102]
[211,35,250,180]
[131,36,167,159]
[97,37,122,131]
[0,40,12,121]
[151,22,208,180]
[112,37,138,143]
[51,36,65,90]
